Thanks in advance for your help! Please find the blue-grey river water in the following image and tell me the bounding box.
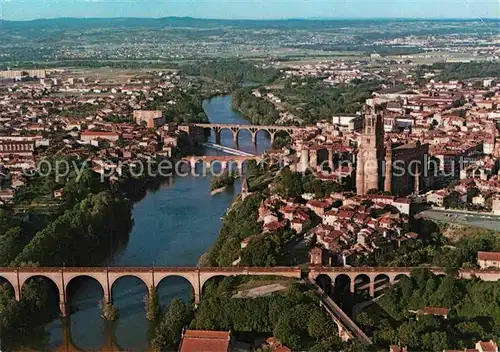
[44,95,271,351]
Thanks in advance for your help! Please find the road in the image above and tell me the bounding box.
[306,278,373,345]
[201,142,255,156]
[417,209,500,231]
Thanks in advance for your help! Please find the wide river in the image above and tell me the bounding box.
[42,95,270,351]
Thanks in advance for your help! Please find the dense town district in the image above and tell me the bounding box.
[1,37,500,352]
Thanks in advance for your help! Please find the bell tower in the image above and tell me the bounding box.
[356,107,385,195]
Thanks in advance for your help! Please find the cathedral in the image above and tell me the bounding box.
[356,106,429,197]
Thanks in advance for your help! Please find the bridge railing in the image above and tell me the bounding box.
[0,266,303,273]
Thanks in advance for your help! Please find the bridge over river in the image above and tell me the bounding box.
[187,123,298,145]
[3,265,500,346]
[0,266,301,316]
[201,142,255,156]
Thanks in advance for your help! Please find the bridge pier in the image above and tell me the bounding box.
[60,301,69,317]
[369,282,375,298]
[269,132,275,145]
[251,132,257,145]
[349,280,356,294]
[213,127,222,145]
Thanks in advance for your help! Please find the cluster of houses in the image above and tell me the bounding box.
[0,71,197,204]
[238,185,416,267]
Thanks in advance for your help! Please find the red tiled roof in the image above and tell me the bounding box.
[81,130,119,136]
[478,341,497,352]
[307,199,330,208]
[417,306,449,316]
[264,220,287,231]
[338,210,354,219]
[281,205,296,213]
[179,330,229,352]
[478,251,500,261]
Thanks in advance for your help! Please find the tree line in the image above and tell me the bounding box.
[357,268,500,351]
[0,160,137,351]
[152,276,353,351]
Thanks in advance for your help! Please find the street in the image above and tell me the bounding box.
[418,209,500,232]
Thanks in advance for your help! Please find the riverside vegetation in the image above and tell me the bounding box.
[152,276,363,352]
[231,78,382,126]
[0,158,161,350]
[356,268,500,351]
[210,170,237,192]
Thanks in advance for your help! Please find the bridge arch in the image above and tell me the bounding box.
[333,274,351,289]
[0,275,15,298]
[21,275,62,314]
[65,275,106,302]
[353,274,371,297]
[392,273,410,285]
[18,272,63,300]
[234,128,255,145]
[214,126,235,145]
[254,128,272,144]
[200,274,231,296]
[156,275,196,310]
[109,274,152,302]
[373,274,390,297]
[316,274,333,295]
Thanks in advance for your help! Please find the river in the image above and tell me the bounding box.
[44,95,271,351]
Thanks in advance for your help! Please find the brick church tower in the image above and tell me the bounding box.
[356,108,385,195]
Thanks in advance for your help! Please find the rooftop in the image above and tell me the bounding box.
[178,330,230,352]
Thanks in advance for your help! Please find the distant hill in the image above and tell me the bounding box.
[1,16,497,31]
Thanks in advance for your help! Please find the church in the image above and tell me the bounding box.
[356,106,429,197]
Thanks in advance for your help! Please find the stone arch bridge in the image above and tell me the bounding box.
[0,266,301,316]
[3,266,500,321]
[189,123,298,145]
[182,155,265,173]
[308,266,500,297]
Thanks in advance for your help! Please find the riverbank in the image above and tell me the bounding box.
[8,93,270,351]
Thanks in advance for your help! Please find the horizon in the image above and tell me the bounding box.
[1,15,500,22]
[0,0,498,22]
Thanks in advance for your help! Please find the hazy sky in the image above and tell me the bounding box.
[0,0,498,21]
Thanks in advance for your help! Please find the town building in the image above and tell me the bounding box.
[415,306,449,319]
[178,330,230,352]
[384,141,429,196]
[133,110,164,128]
[477,251,500,269]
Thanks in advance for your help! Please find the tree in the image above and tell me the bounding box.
[355,311,375,329]
[152,299,190,351]
[307,310,335,341]
[145,286,160,322]
[273,312,301,351]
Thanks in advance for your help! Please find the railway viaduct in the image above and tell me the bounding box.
[0,266,301,316]
[308,266,500,297]
[2,266,500,322]
[182,155,264,173]
[188,123,298,145]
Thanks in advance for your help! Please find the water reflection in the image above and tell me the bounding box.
[42,95,270,350]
